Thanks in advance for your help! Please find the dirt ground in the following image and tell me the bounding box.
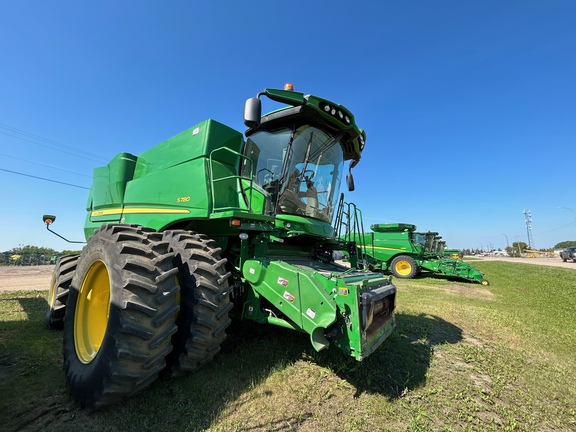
[0,264,54,293]
[0,256,574,293]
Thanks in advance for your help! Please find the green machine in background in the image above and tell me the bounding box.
[355,223,488,285]
[44,84,396,409]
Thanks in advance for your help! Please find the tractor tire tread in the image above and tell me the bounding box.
[63,224,179,409]
[162,229,232,375]
[44,254,80,330]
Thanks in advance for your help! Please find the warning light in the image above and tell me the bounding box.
[231,219,242,227]
[43,214,56,225]
[284,83,294,91]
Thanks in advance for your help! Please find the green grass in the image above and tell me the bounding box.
[1,261,575,431]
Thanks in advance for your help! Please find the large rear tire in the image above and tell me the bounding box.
[163,230,232,375]
[63,225,180,409]
[45,254,80,330]
[390,255,419,279]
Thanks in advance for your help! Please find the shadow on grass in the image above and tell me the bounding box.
[315,312,463,398]
[117,312,463,430]
[1,295,462,431]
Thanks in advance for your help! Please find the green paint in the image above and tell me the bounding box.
[82,86,397,360]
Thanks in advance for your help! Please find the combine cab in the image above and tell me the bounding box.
[44,85,396,409]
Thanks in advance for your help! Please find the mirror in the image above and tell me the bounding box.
[243,97,261,128]
[346,172,355,191]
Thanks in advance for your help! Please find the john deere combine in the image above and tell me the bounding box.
[44,84,396,409]
[351,222,488,285]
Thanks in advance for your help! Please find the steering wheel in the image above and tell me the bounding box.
[302,169,315,180]
[257,168,274,184]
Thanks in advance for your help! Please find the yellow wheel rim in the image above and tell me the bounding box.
[75,260,110,364]
[48,275,57,308]
[395,260,412,276]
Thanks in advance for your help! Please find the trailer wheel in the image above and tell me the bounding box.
[163,230,232,375]
[390,255,419,278]
[45,254,80,330]
[63,225,180,409]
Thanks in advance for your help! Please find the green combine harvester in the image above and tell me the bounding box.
[342,221,488,285]
[366,223,487,284]
[43,84,397,409]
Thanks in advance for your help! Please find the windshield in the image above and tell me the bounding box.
[242,126,344,223]
[425,234,436,253]
[412,233,426,248]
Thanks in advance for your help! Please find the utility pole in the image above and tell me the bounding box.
[523,210,534,249]
[515,236,522,257]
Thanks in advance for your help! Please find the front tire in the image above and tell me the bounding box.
[63,225,180,409]
[163,230,232,375]
[45,254,80,330]
[390,255,419,279]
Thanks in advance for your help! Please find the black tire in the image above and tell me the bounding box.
[390,255,419,279]
[163,230,232,375]
[45,254,80,330]
[63,225,180,409]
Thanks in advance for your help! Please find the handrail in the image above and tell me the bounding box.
[209,147,254,213]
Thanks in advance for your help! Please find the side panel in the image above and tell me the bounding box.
[242,259,337,332]
[85,153,137,238]
[365,230,415,265]
[90,152,137,214]
[123,159,210,219]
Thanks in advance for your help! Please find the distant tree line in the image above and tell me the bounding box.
[0,245,82,266]
[553,240,576,249]
[462,240,576,258]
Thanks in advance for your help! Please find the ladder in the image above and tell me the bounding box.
[334,193,368,270]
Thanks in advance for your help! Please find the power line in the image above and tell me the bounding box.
[0,123,109,163]
[0,153,92,178]
[0,167,90,190]
[533,221,576,235]
[0,131,108,164]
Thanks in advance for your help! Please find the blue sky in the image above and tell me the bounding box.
[1,1,575,252]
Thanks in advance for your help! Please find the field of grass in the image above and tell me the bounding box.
[1,261,575,431]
